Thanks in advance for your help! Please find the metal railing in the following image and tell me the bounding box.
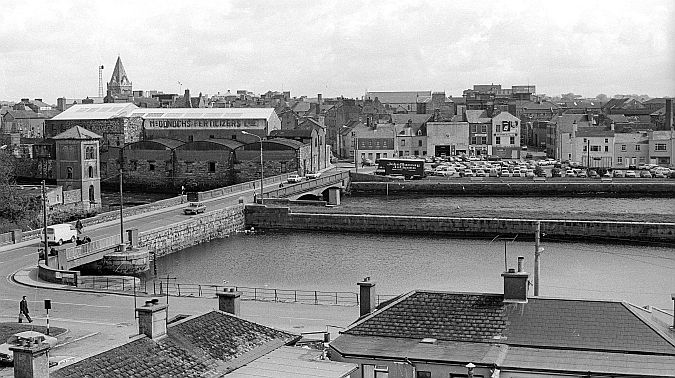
[75,277,397,307]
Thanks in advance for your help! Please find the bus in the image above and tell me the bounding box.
[374,158,425,179]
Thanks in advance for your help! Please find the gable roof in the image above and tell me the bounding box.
[365,91,432,104]
[3,109,42,120]
[51,103,139,120]
[464,110,491,123]
[343,291,675,355]
[52,126,102,140]
[52,310,298,378]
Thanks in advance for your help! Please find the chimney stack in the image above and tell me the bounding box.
[502,257,529,303]
[10,336,51,378]
[185,89,191,108]
[357,277,376,317]
[136,298,168,340]
[665,98,673,130]
[317,94,322,115]
[217,288,241,316]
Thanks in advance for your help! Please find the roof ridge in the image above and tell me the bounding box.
[621,302,675,351]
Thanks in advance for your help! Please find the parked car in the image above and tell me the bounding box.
[306,172,321,179]
[565,169,577,177]
[460,169,474,177]
[500,169,511,177]
[588,170,600,178]
[44,224,78,246]
[362,158,375,166]
[613,170,625,178]
[654,172,667,178]
[0,331,58,365]
[184,202,206,215]
[474,169,487,177]
[625,170,637,178]
[640,170,652,178]
[577,170,588,178]
[287,174,304,183]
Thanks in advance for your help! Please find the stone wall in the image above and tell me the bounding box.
[245,205,675,243]
[139,203,245,258]
[350,180,675,196]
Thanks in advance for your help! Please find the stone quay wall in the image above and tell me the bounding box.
[139,203,245,259]
[245,205,675,243]
[350,180,675,196]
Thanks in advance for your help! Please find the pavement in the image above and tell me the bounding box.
[0,171,358,375]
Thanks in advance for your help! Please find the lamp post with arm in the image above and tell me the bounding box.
[241,131,263,201]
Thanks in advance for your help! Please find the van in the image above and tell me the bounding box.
[45,224,78,245]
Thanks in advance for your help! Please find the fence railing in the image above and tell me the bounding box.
[75,276,397,307]
[65,234,121,262]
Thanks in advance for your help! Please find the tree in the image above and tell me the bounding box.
[595,94,608,102]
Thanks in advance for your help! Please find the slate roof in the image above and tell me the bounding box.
[226,346,357,378]
[131,107,277,120]
[3,109,41,119]
[390,114,432,126]
[109,56,131,86]
[365,91,431,104]
[52,126,102,140]
[51,103,139,120]
[52,311,298,378]
[343,291,675,355]
[464,110,491,123]
[270,129,314,138]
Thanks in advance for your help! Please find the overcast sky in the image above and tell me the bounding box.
[1,0,673,103]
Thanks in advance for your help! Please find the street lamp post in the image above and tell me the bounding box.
[242,131,263,202]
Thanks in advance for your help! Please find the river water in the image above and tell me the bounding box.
[150,230,675,310]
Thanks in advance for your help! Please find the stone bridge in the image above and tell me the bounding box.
[261,170,350,204]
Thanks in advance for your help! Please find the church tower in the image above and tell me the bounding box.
[53,126,102,210]
[107,56,132,98]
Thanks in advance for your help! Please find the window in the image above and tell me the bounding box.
[604,146,609,152]
[85,145,96,159]
[495,137,501,145]
[231,134,237,140]
[414,150,419,156]
[401,140,406,146]
[417,129,422,136]
[88,166,94,178]
[510,136,515,144]
[470,137,477,145]
[590,145,601,152]
[418,140,423,147]
[639,156,645,163]
[149,161,156,171]
[416,372,431,378]
[583,138,587,143]
[66,167,73,179]
[208,162,216,172]
[635,145,640,151]
[604,138,608,143]
[583,145,587,152]
[655,143,667,151]
[209,135,215,139]
[617,156,623,164]
[621,144,626,151]
[422,150,427,155]
[374,365,389,378]
[481,125,487,133]
[188,135,194,142]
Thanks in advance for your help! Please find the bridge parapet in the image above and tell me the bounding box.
[262,171,350,199]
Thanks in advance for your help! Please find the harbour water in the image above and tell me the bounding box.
[150,230,675,310]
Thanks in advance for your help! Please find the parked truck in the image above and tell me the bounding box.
[374,158,426,179]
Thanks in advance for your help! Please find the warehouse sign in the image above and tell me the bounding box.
[146,119,262,129]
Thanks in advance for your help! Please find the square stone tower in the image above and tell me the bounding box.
[53,126,102,209]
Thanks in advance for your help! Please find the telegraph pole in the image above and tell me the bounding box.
[41,181,48,267]
[119,169,125,250]
[534,221,541,296]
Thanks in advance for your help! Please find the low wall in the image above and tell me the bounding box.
[139,203,246,259]
[350,181,675,196]
[245,205,675,243]
[38,262,79,286]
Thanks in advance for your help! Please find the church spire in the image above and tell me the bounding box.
[107,56,132,98]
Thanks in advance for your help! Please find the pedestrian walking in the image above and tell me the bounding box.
[75,219,84,235]
[19,296,32,323]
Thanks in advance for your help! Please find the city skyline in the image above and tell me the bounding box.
[0,0,673,103]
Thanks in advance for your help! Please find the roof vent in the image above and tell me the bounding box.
[420,338,437,344]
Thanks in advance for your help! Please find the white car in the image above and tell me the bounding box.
[306,172,321,179]
[0,331,58,365]
[625,170,637,178]
[287,174,304,183]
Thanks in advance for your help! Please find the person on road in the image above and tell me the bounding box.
[75,219,84,235]
[19,296,32,323]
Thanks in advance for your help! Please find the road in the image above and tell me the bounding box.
[0,176,357,374]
